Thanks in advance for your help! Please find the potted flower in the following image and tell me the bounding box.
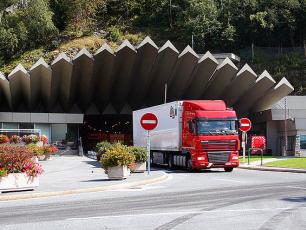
[130,146,147,172]
[101,143,135,179]
[43,145,58,160]
[26,144,45,161]
[0,134,9,144]
[10,135,21,144]
[95,141,112,161]
[22,134,39,145]
[0,146,42,192]
[40,135,48,145]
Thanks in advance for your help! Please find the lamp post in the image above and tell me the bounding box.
[284,97,288,156]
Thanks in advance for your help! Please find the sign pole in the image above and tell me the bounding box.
[140,113,158,175]
[242,131,246,161]
[239,118,252,163]
[147,130,151,175]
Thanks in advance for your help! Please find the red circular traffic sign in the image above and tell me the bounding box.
[239,118,252,132]
[140,113,158,131]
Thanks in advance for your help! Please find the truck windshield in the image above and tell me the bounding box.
[197,120,238,135]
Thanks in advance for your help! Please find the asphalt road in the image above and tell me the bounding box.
[1,168,306,230]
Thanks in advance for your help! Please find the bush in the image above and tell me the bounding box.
[106,26,124,42]
[0,145,43,177]
[40,135,48,145]
[44,145,59,155]
[26,144,44,157]
[101,143,135,170]
[0,134,9,144]
[0,167,8,177]
[10,135,21,144]
[130,146,147,162]
[22,134,39,144]
[95,141,112,161]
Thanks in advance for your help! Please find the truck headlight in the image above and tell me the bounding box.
[197,156,205,161]
[232,156,239,160]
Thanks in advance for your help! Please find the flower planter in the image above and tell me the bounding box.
[38,155,46,161]
[32,156,39,163]
[132,162,146,173]
[0,173,39,192]
[107,166,130,179]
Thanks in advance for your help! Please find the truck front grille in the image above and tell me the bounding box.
[201,140,237,151]
[207,152,230,163]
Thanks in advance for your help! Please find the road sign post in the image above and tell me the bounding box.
[147,131,150,175]
[239,118,252,161]
[140,113,158,175]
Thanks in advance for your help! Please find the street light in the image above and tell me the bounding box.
[284,97,288,156]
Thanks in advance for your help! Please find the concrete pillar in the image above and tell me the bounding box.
[8,64,30,111]
[92,43,115,113]
[266,120,278,155]
[71,48,94,112]
[167,45,199,101]
[111,40,137,112]
[184,51,218,99]
[202,57,238,100]
[0,72,12,110]
[51,52,73,112]
[235,70,276,116]
[29,58,52,111]
[222,64,257,106]
[146,41,179,106]
[252,77,294,112]
[129,37,158,110]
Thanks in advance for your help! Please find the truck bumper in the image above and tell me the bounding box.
[192,161,239,169]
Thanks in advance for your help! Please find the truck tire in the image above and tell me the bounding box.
[186,154,193,172]
[168,154,174,169]
[224,167,234,172]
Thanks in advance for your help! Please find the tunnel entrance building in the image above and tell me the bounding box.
[0,37,294,155]
[81,115,132,151]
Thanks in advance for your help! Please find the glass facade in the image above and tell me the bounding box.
[51,124,67,144]
[300,135,306,149]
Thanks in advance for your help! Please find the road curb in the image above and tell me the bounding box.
[239,165,306,173]
[0,172,168,201]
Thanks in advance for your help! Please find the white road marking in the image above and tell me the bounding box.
[66,207,303,221]
[287,186,306,190]
[216,178,243,183]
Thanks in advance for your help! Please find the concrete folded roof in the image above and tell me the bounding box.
[0,37,294,115]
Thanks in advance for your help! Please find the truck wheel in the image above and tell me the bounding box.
[224,167,234,172]
[168,155,174,169]
[186,159,193,172]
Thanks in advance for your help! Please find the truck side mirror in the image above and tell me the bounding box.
[188,120,194,134]
[188,120,196,134]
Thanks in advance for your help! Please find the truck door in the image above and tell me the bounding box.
[182,117,195,149]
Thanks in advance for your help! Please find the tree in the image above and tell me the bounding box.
[183,0,221,51]
[50,0,106,33]
[0,0,18,11]
[0,0,58,61]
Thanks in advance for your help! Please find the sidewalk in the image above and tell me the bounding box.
[0,155,167,201]
[239,157,306,173]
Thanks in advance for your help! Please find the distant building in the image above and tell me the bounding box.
[253,96,306,157]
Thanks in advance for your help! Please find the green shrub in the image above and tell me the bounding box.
[130,146,147,162]
[95,141,112,161]
[101,143,135,169]
[106,26,124,42]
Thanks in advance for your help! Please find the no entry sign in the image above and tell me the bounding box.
[140,113,158,131]
[239,118,252,132]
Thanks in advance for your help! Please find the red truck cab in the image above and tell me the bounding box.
[182,101,240,171]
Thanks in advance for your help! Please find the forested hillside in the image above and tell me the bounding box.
[0,0,305,93]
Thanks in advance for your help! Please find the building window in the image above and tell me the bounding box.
[19,123,34,130]
[287,136,295,151]
[300,135,306,149]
